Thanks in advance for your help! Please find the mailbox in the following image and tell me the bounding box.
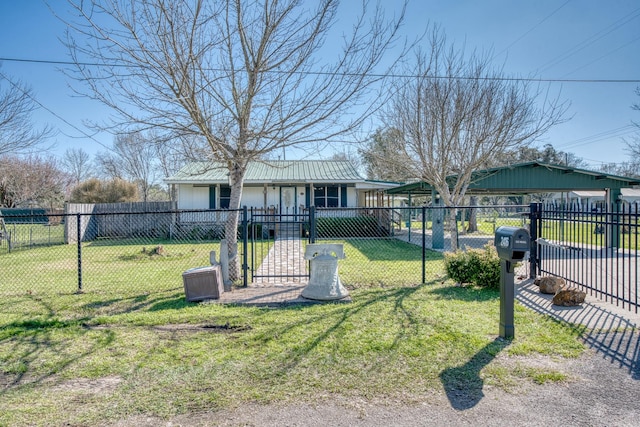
[494,226,530,262]
[494,225,530,340]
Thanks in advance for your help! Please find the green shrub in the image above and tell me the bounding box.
[444,243,500,289]
[443,250,476,284]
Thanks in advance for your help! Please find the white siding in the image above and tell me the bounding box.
[175,183,360,210]
[298,186,307,209]
[346,187,357,207]
[241,187,264,208]
[178,185,209,209]
[265,186,278,208]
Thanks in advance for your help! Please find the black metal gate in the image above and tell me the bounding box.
[249,208,311,284]
[533,202,639,313]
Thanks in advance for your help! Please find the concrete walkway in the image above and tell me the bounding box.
[516,279,639,377]
[516,279,640,331]
[251,237,308,287]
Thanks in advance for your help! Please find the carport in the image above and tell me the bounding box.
[386,161,640,249]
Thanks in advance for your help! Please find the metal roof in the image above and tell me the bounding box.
[386,162,640,195]
[165,160,365,184]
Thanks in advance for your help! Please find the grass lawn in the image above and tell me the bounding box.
[0,238,266,296]
[0,278,586,426]
[0,223,66,255]
[1,237,428,296]
[540,218,640,250]
[0,236,589,425]
[326,238,444,285]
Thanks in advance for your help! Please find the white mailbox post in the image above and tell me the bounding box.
[301,244,349,301]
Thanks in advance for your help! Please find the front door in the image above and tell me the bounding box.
[280,186,297,214]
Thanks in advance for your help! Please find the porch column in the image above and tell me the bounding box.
[263,183,268,208]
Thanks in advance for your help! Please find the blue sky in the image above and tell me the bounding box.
[0,0,638,168]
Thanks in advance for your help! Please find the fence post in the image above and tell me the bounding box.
[611,200,621,250]
[250,207,255,283]
[76,213,83,293]
[242,206,248,288]
[528,203,541,279]
[309,205,316,243]
[422,205,426,285]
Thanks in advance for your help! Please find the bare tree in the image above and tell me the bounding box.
[96,132,159,202]
[0,155,70,208]
[598,161,639,178]
[62,147,93,185]
[154,136,191,201]
[382,28,567,248]
[0,67,52,156]
[359,127,413,181]
[624,87,640,164]
[61,0,407,279]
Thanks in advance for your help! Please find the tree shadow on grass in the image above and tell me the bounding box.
[253,282,434,376]
[80,289,187,315]
[439,338,510,410]
[0,294,115,394]
[0,289,191,396]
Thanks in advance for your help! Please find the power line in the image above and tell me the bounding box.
[562,34,640,78]
[490,0,572,62]
[539,6,640,74]
[0,69,111,150]
[556,125,636,150]
[1,55,639,84]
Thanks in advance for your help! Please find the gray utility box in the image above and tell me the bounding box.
[494,226,530,263]
[182,265,224,302]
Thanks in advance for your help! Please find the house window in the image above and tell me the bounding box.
[314,185,339,207]
[220,186,231,209]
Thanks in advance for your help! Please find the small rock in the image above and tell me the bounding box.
[534,276,565,294]
[552,287,586,307]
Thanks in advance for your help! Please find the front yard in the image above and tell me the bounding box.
[0,277,585,426]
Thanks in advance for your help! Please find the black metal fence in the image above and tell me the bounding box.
[2,201,637,312]
[1,204,532,298]
[532,202,639,313]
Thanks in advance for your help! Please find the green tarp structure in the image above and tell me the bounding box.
[0,208,49,224]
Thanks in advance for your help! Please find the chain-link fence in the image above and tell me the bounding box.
[311,205,531,286]
[0,208,246,297]
[0,204,531,298]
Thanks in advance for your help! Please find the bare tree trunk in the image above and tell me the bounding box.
[448,208,459,250]
[226,163,246,282]
[467,196,478,233]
